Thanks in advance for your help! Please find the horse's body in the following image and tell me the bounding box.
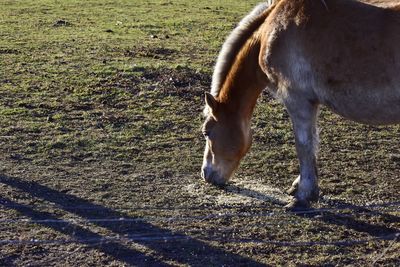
[262,0,400,125]
[201,0,400,210]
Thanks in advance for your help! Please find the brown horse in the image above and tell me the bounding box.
[201,0,400,210]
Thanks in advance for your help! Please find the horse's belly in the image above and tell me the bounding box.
[319,88,400,125]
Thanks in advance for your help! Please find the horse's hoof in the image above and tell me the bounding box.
[284,199,311,212]
[287,185,319,202]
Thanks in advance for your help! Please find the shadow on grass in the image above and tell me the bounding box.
[224,184,287,205]
[0,175,264,266]
[306,199,400,238]
[0,196,165,266]
[226,183,399,241]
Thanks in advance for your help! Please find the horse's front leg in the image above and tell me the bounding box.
[284,99,320,210]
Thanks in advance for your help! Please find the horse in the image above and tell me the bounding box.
[201,0,400,210]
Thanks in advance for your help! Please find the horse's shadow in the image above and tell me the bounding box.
[308,198,400,238]
[225,184,400,240]
[0,175,265,266]
[224,184,288,205]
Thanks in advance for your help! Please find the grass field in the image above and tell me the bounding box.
[1,0,399,266]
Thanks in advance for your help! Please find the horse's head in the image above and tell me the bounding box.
[201,93,252,185]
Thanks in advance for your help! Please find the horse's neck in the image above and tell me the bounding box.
[218,38,268,121]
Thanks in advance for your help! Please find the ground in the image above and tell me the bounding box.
[0,0,399,266]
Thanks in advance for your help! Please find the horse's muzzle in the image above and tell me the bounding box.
[201,167,225,185]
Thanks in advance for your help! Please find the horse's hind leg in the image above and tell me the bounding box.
[284,98,320,210]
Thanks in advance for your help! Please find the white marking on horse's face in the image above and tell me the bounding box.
[201,114,252,185]
[201,141,234,185]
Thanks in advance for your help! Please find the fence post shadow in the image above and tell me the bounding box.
[0,175,265,266]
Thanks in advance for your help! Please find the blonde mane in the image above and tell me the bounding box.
[211,1,276,97]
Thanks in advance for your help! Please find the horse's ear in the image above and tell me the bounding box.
[205,92,218,114]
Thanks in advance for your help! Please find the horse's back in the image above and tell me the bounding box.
[262,0,400,125]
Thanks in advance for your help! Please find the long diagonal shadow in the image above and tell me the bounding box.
[0,175,265,266]
[0,196,168,266]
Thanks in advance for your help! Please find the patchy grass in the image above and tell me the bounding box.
[0,0,399,266]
